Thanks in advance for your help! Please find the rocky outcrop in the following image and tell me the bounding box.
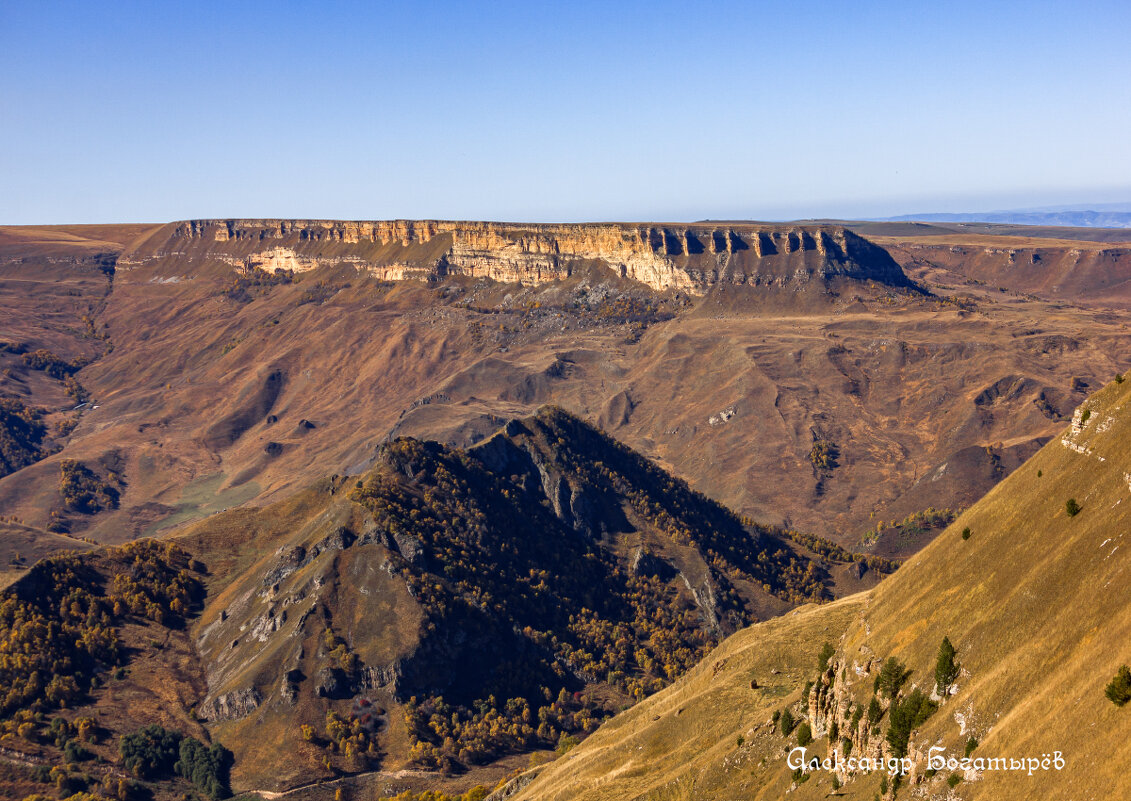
[629,547,677,580]
[119,219,912,295]
[314,666,350,699]
[197,687,262,722]
[469,420,614,538]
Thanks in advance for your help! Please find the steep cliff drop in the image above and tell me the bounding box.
[118,219,913,294]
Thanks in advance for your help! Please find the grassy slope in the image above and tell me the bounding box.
[513,377,1131,800]
[506,597,865,801]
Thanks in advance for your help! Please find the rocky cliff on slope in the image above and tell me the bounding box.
[118,219,912,294]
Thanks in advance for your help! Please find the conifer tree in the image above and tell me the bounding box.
[934,636,960,696]
[876,657,910,699]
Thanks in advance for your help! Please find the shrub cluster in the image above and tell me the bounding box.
[59,459,121,514]
[21,349,86,380]
[0,541,200,718]
[0,396,48,478]
[119,724,231,798]
[219,266,293,302]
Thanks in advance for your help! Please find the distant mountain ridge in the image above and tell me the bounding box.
[877,207,1131,229]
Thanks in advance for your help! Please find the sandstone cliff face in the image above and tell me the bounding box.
[119,219,911,294]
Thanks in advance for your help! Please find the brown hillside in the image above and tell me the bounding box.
[0,408,882,800]
[1,219,1128,561]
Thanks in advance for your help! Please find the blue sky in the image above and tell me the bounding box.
[2,0,1129,223]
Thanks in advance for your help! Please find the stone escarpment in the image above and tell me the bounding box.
[802,654,948,788]
[119,219,912,294]
[884,238,1131,307]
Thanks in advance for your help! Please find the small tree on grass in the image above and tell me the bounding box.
[934,637,960,696]
[780,708,795,736]
[1105,665,1131,707]
[1066,498,1081,517]
[796,722,812,746]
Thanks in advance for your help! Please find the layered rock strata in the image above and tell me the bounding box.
[119,219,911,293]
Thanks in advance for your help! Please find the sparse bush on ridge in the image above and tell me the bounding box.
[774,527,900,574]
[858,507,955,548]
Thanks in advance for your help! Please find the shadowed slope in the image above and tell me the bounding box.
[176,408,866,795]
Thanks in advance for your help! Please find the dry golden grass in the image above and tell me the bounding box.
[512,378,1131,800]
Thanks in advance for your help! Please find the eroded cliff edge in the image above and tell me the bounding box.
[119,219,912,294]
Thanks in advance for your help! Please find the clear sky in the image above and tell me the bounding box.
[2,0,1129,224]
